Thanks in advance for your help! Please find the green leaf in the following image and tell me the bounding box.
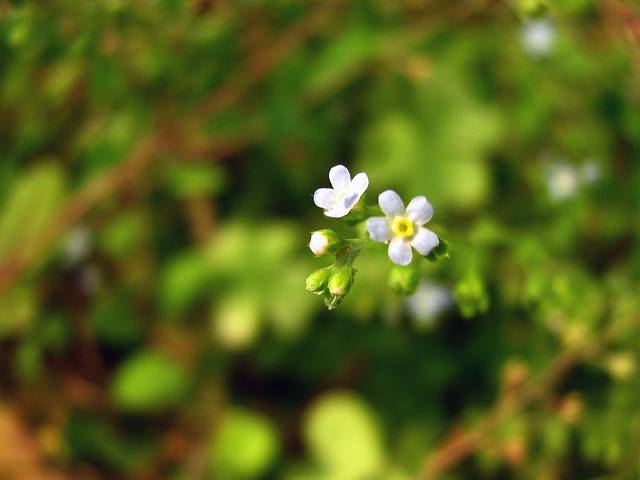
[100,211,147,258]
[159,251,212,316]
[0,163,65,261]
[209,408,280,479]
[0,287,36,339]
[304,391,384,478]
[65,411,154,472]
[111,351,189,413]
[91,293,144,349]
[163,163,225,198]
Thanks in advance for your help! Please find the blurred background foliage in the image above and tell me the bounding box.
[1,0,640,478]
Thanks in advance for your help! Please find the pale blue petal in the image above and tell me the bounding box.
[411,227,439,256]
[388,238,412,265]
[367,217,391,242]
[406,196,434,225]
[313,188,335,209]
[379,190,405,218]
[329,165,351,190]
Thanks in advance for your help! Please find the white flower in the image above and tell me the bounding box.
[406,281,453,327]
[367,190,439,266]
[521,19,555,57]
[313,165,369,218]
[63,225,92,265]
[582,160,601,184]
[547,163,578,200]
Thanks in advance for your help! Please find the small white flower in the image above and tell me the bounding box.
[367,190,439,266]
[63,225,92,266]
[313,165,369,218]
[582,160,601,184]
[522,19,555,57]
[406,281,453,327]
[309,231,329,256]
[547,163,578,200]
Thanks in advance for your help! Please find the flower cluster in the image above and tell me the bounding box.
[305,165,448,310]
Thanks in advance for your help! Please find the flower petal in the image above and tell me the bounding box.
[411,227,439,256]
[324,206,350,218]
[379,190,405,218]
[342,192,360,212]
[329,165,351,190]
[350,173,369,196]
[367,217,391,242]
[313,188,335,209]
[388,238,412,265]
[406,196,434,225]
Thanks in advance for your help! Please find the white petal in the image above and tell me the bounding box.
[350,173,369,196]
[324,206,350,218]
[329,165,351,190]
[379,190,405,218]
[411,227,439,256]
[388,238,412,266]
[406,196,434,225]
[341,193,360,212]
[313,188,334,209]
[367,217,391,242]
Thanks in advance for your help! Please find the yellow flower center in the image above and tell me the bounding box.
[391,216,415,239]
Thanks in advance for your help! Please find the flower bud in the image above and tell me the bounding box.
[305,267,333,295]
[388,264,419,295]
[328,266,354,297]
[309,229,342,257]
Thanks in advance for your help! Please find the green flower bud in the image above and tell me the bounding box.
[328,266,354,297]
[306,267,334,295]
[388,264,420,295]
[309,229,343,257]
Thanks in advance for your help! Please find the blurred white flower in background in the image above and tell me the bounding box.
[62,225,92,266]
[547,162,579,200]
[521,19,555,57]
[313,165,369,218]
[405,282,453,328]
[546,159,601,201]
[582,160,601,184]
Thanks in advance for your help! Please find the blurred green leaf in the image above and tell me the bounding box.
[163,163,226,199]
[0,163,64,261]
[304,391,384,478]
[91,292,145,350]
[159,250,212,316]
[209,408,280,479]
[100,211,148,258]
[112,350,190,413]
[0,287,36,338]
[65,411,154,472]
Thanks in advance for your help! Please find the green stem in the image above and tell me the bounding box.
[336,236,368,265]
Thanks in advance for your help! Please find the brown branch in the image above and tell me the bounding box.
[193,0,347,118]
[416,344,602,479]
[600,0,640,76]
